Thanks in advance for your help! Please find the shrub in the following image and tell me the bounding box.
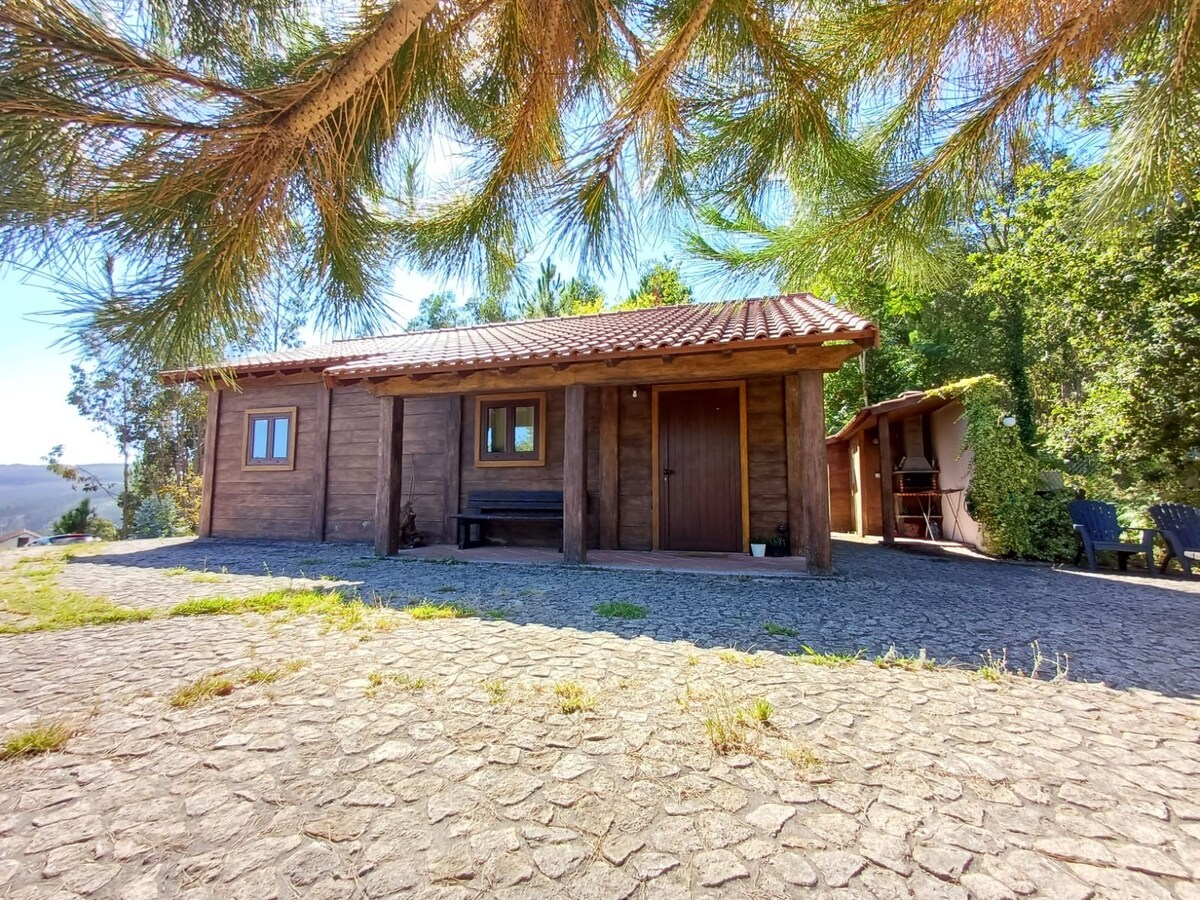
[133,495,188,538]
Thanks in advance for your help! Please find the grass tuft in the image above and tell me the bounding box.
[169,673,235,708]
[875,645,935,671]
[716,648,764,668]
[163,566,190,576]
[365,671,429,697]
[593,601,648,620]
[553,681,594,715]
[702,707,752,755]
[0,721,73,760]
[746,696,774,725]
[167,589,375,630]
[483,679,508,705]
[404,601,475,620]
[790,645,863,667]
[977,649,1009,682]
[244,659,307,685]
[190,573,224,584]
[763,622,799,637]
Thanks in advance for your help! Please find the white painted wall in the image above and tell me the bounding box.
[931,401,984,550]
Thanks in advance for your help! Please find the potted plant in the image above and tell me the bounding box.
[750,539,767,557]
[766,535,789,558]
[766,523,791,557]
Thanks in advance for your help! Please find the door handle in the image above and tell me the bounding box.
[663,468,674,477]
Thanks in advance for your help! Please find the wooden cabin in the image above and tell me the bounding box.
[167,295,878,573]
[826,389,983,550]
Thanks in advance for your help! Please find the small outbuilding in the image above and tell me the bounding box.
[826,388,984,550]
[0,528,40,549]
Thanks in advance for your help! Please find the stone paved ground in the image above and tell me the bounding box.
[1,539,1199,899]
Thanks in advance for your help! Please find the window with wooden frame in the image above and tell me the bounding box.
[475,393,546,467]
[242,407,297,471]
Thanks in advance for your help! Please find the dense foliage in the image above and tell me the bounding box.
[4,0,1196,365]
[814,160,1200,520]
[51,498,117,539]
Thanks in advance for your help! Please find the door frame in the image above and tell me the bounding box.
[651,380,751,553]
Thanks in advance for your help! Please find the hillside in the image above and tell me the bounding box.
[0,464,124,534]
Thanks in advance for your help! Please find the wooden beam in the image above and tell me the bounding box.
[361,345,864,397]
[198,389,221,538]
[563,384,588,563]
[798,371,832,572]
[441,395,462,543]
[877,412,896,545]
[598,386,619,549]
[783,374,805,557]
[310,385,332,541]
[375,396,405,557]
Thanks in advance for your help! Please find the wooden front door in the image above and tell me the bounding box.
[658,387,743,551]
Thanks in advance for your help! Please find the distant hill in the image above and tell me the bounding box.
[0,464,124,533]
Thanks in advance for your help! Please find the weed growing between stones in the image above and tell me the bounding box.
[702,706,752,754]
[404,601,476,620]
[167,588,397,632]
[553,681,594,714]
[977,648,1009,681]
[785,743,820,771]
[0,557,154,634]
[169,673,235,708]
[365,671,429,698]
[0,720,74,760]
[484,679,508,705]
[763,622,799,637]
[747,696,774,725]
[593,601,648,620]
[245,659,307,684]
[874,645,935,671]
[163,566,189,576]
[716,648,764,668]
[790,645,864,667]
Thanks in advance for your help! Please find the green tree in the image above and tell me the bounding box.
[51,498,116,538]
[620,261,693,309]
[406,292,466,331]
[969,160,1200,506]
[515,261,605,319]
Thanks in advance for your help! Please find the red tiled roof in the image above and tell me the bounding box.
[171,294,875,381]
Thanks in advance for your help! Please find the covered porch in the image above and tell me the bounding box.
[315,297,878,575]
[393,543,812,577]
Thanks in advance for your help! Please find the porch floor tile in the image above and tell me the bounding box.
[393,543,811,577]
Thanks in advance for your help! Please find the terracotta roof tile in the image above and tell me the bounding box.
[174,294,874,380]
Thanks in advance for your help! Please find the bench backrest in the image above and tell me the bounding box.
[466,490,564,514]
[1150,503,1200,548]
[1069,499,1122,542]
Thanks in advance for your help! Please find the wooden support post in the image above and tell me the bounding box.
[797,371,832,572]
[877,412,896,545]
[441,395,462,543]
[784,374,805,557]
[598,386,619,549]
[375,396,404,557]
[198,389,221,538]
[310,385,332,542]
[563,384,588,564]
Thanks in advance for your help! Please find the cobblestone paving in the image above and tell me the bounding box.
[1,539,1199,899]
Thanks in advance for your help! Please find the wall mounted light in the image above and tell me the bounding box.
[1000,414,1017,428]
[632,387,638,399]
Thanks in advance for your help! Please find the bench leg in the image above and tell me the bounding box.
[1117,551,1129,571]
[1083,542,1098,571]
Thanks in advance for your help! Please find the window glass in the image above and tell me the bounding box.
[272,416,290,459]
[486,406,508,453]
[514,404,535,452]
[251,418,269,459]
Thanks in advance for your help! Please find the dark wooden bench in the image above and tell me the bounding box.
[450,490,564,550]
